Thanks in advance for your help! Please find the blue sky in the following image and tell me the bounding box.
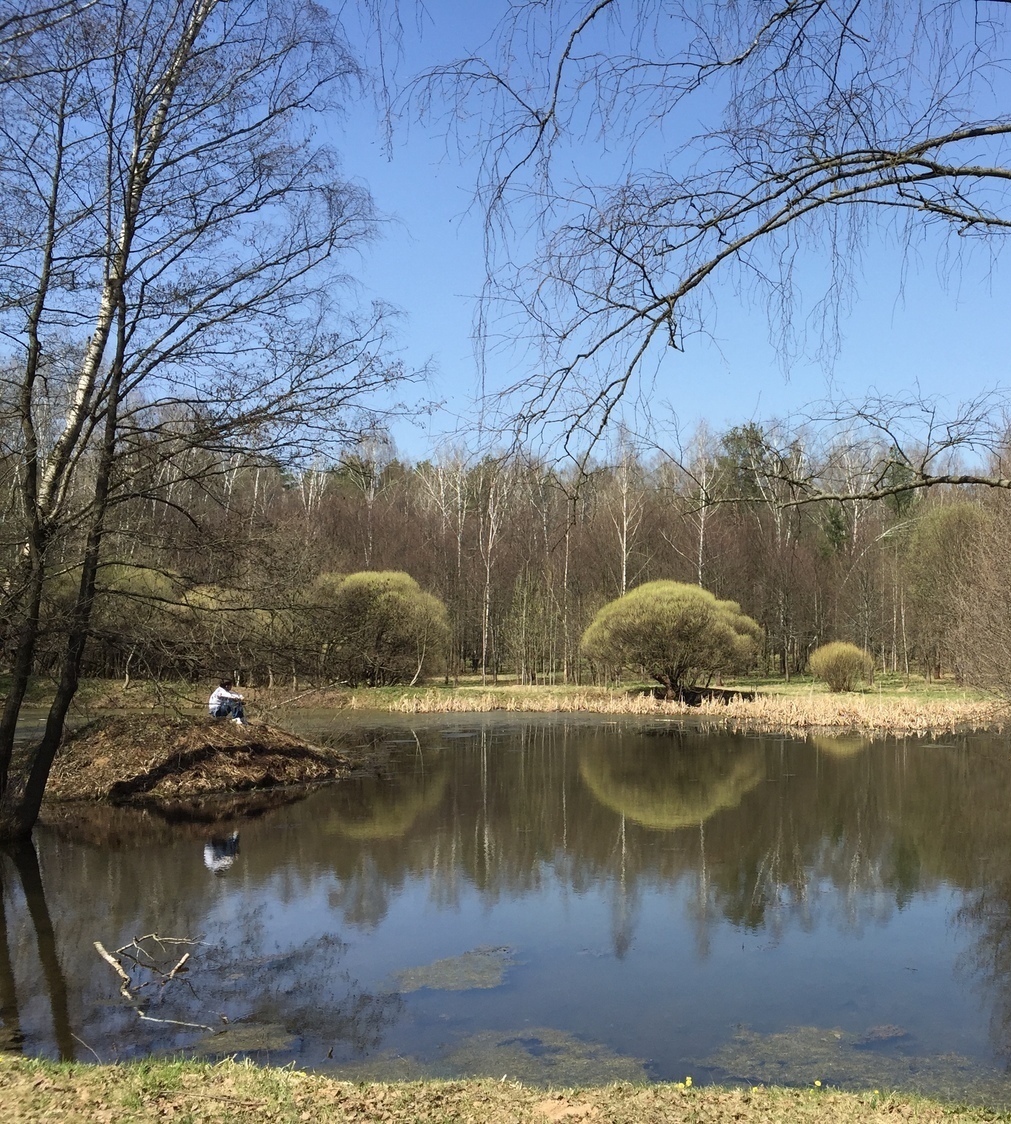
[335,1,1011,463]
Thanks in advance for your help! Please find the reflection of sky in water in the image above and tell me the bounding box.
[3,719,1011,1102]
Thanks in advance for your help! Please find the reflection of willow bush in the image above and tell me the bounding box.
[578,742,765,830]
[809,735,870,758]
[326,766,449,840]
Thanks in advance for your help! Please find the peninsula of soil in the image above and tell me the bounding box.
[42,715,353,806]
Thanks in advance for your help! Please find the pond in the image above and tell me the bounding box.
[3,715,1011,1102]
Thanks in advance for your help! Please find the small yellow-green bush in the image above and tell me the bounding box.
[809,642,873,692]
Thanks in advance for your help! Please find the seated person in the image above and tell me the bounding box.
[208,680,245,724]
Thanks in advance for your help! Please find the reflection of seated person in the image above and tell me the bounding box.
[208,680,245,724]
[203,832,240,873]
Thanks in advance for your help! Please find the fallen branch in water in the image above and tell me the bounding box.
[165,952,190,983]
[95,935,213,1032]
[136,1011,213,1032]
[93,941,132,1000]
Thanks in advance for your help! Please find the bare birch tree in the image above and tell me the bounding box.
[604,438,645,597]
[475,455,514,685]
[0,0,410,840]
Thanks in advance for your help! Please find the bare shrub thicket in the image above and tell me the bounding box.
[952,496,1011,696]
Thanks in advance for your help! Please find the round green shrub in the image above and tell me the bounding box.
[809,641,873,692]
[306,570,449,687]
[580,580,762,696]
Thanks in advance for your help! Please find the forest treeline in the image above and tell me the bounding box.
[8,420,1010,692]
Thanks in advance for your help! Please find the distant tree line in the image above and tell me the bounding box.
[5,421,1009,691]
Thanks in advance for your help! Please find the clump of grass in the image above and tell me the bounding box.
[704,693,1005,736]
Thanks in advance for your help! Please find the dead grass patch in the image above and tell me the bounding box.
[345,687,1006,736]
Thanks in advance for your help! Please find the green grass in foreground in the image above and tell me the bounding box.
[1,1056,1007,1124]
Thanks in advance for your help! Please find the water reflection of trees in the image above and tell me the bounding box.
[295,727,964,953]
[0,842,73,1058]
[909,735,1011,1064]
[327,763,448,841]
[578,735,765,829]
[0,878,18,1052]
[958,871,1011,1066]
[10,722,1011,1064]
[310,725,952,954]
[2,830,401,1063]
[270,723,1011,993]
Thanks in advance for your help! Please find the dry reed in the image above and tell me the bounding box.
[344,688,1007,736]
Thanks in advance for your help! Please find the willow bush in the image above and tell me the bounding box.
[322,571,449,687]
[809,642,873,693]
[581,580,761,698]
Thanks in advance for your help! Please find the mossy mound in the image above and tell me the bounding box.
[44,715,350,806]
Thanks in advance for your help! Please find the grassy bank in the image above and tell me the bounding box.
[328,673,1006,736]
[1,1056,1006,1124]
[347,684,1004,736]
[15,672,1005,738]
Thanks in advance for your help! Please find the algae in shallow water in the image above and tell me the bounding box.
[700,1024,1011,1107]
[393,945,515,991]
[332,1026,649,1086]
[442,1027,649,1084]
[190,1021,296,1057]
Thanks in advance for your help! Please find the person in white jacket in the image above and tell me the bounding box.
[208,680,245,724]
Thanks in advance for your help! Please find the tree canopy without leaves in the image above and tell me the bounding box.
[430,0,1011,478]
[581,580,761,696]
[903,503,991,680]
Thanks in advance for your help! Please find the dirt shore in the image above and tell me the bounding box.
[43,714,353,804]
[31,713,366,843]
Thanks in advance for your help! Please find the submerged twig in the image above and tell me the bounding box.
[135,1011,213,1032]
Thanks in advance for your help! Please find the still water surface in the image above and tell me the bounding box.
[3,716,1011,1100]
